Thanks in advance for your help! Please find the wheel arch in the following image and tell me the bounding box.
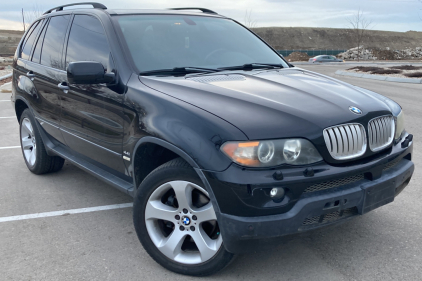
[15,97,30,123]
[131,136,221,213]
[132,137,200,188]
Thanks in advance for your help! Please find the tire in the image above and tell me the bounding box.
[133,158,234,276]
[19,109,65,174]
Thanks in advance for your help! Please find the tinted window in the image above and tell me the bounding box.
[31,20,48,63]
[116,15,288,73]
[41,15,70,69]
[21,21,42,60]
[66,15,110,70]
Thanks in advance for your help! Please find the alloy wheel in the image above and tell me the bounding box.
[21,118,37,167]
[145,181,222,265]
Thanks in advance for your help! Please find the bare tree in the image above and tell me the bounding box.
[21,8,25,32]
[419,0,422,21]
[244,9,257,28]
[22,4,43,31]
[348,9,373,61]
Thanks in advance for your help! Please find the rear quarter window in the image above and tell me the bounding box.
[20,20,42,60]
[31,20,49,64]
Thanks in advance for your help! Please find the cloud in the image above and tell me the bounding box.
[0,17,23,30]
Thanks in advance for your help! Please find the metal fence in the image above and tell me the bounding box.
[277,49,348,57]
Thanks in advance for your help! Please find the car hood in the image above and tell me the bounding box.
[139,68,393,140]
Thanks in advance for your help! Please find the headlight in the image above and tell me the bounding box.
[221,139,323,167]
[395,110,405,140]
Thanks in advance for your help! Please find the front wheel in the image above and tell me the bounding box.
[133,158,234,276]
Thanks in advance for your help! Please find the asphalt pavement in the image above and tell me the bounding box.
[1,62,421,280]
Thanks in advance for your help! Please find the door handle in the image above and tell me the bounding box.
[58,82,69,92]
[26,71,35,78]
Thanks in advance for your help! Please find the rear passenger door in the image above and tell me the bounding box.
[15,20,43,98]
[25,15,71,144]
[60,14,126,173]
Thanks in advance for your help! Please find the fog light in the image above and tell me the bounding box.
[270,187,285,201]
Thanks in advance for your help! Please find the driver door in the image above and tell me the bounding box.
[60,14,126,173]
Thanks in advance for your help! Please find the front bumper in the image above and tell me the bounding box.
[218,158,413,253]
[204,138,414,254]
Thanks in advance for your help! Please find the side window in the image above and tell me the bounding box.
[31,19,49,64]
[66,15,110,71]
[20,20,42,60]
[41,15,70,69]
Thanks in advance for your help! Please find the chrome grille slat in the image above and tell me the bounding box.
[368,115,394,152]
[323,123,367,160]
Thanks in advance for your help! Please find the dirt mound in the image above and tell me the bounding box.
[285,52,310,61]
[370,48,396,60]
[0,76,11,86]
[348,66,402,74]
[404,72,422,78]
[252,27,422,51]
[389,65,422,70]
[348,66,383,72]
[371,69,402,74]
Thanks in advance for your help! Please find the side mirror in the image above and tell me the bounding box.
[67,61,115,84]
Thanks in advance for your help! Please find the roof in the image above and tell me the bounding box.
[43,3,225,18]
[106,9,225,18]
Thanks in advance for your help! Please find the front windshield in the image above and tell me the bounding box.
[114,15,289,73]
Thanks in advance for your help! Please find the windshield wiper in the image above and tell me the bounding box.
[140,67,220,76]
[218,63,284,71]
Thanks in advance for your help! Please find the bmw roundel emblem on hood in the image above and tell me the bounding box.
[349,106,362,115]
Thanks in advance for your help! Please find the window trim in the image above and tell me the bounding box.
[20,20,43,60]
[30,18,49,63]
[64,13,113,72]
[38,14,72,70]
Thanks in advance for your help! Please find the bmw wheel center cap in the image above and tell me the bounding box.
[349,106,362,115]
[182,216,191,226]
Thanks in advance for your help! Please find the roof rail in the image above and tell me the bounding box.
[169,8,218,15]
[43,2,107,15]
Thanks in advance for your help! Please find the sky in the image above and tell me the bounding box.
[0,0,421,32]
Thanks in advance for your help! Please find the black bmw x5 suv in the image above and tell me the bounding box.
[12,2,414,276]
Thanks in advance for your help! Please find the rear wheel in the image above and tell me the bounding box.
[19,109,64,174]
[133,158,234,276]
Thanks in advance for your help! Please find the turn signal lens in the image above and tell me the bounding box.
[221,141,260,166]
[221,139,322,168]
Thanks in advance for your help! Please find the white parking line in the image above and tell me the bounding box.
[0,203,133,223]
[0,116,15,119]
[0,146,20,150]
[0,100,11,102]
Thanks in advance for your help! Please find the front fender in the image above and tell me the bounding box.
[122,74,248,173]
